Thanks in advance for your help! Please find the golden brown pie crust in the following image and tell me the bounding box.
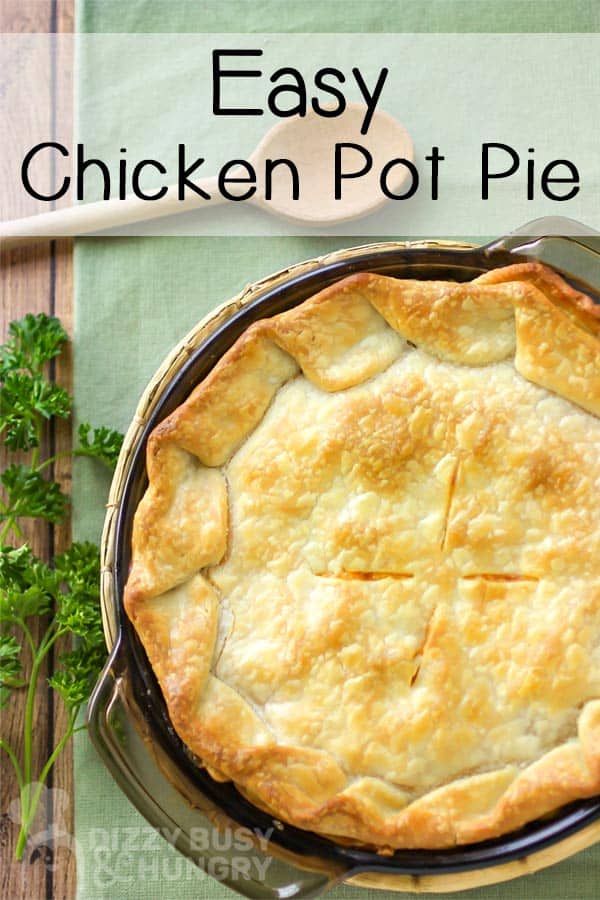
[125,263,600,850]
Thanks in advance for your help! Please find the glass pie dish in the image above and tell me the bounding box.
[88,218,600,898]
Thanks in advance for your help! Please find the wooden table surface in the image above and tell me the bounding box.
[1,3,75,899]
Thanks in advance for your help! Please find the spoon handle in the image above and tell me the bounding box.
[0,175,225,248]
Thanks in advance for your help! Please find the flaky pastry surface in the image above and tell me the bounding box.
[125,263,600,849]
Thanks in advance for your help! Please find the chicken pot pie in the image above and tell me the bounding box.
[125,262,600,850]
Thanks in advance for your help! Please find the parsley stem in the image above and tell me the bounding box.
[0,515,24,543]
[34,445,119,475]
[0,517,17,543]
[21,639,46,835]
[35,449,72,472]
[72,449,116,470]
[38,620,61,656]
[0,738,24,791]
[14,795,29,860]
[37,708,78,787]
[15,707,78,860]
[20,620,37,658]
[14,625,62,861]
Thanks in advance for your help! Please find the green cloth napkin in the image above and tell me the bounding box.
[74,2,600,898]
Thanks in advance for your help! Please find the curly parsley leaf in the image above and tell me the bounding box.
[0,314,71,453]
[54,540,100,588]
[0,313,68,376]
[49,643,105,712]
[75,423,124,468]
[50,543,105,711]
[0,465,68,525]
[0,543,106,711]
[0,372,71,451]
[0,633,24,707]
[0,544,60,624]
[54,542,103,636]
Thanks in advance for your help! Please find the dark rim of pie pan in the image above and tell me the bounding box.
[112,241,600,877]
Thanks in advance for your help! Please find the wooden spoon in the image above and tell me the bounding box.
[0,104,413,243]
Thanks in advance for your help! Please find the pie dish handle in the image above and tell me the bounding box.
[483,216,600,291]
[87,638,350,900]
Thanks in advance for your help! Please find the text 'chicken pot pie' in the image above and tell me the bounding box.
[125,262,600,850]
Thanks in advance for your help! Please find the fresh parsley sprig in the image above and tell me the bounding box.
[0,312,123,543]
[0,313,123,860]
[1,313,68,376]
[75,423,124,469]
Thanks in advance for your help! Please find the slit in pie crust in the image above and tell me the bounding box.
[125,262,600,850]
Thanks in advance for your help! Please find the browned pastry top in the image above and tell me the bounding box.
[125,263,600,849]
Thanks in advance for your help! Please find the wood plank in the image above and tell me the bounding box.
[47,239,76,900]
[0,0,51,35]
[0,3,75,900]
[47,4,75,896]
[1,192,56,900]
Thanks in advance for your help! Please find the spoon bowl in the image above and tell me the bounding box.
[248,102,414,225]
